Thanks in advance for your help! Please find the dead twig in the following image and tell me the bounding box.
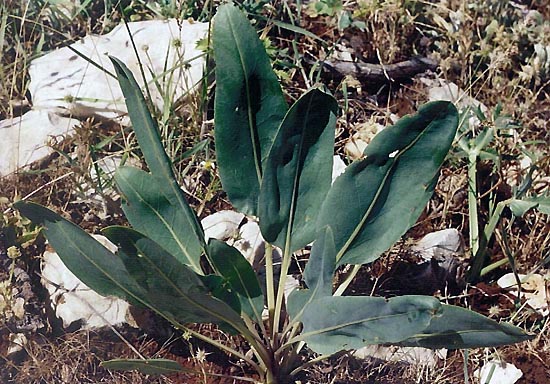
[316,56,438,82]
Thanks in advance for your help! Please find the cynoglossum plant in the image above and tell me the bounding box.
[15,4,533,383]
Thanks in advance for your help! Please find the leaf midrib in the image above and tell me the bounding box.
[226,14,262,185]
[298,307,434,340]
[118,169,202,273]
[336,111,447,263]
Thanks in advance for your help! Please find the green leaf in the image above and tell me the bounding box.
[287,226,336,323]
[103,226,246,328]
[199,274,241,316]
[110,57,205,270]
[213,3,288,215]
[258,88,338,251]
[109,56,171,178]
[114,166,204,273]
[510,196,550,216]
[318,101,458,266]
[14,202,146,305]
[396,304,533,349]
[101,358,189,375]
[303,226,336,297]
[294,295,441,355]
[207,239,264,323]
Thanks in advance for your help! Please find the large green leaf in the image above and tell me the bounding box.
[101,359,190,375]
[292,295,441,355]
[213,4,288,215]
[103,226,246,329]
[396,304,533,349]
[318,101,458,266]
[14,202,146,305]
[287,226,336,324]
[258,88,338,251]
[114,166,203,273]
[509,196,550,216]
[207,239,264,323]
[110,57,205,269]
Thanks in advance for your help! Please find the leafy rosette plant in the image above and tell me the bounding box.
[15,4,532,383]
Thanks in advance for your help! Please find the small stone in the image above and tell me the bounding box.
[497,273,548,316]
[474,361,523,384]
[13,297,25,319]
[7,333,27,356]
[332,155,346,184]
[201,210,245,241]
[353,345,447,368]
[412,228,463,262]
[41,235,135,329]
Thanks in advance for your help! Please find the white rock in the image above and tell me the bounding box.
[344,120,385,160]
[1,20,207,176]
[428,80,487,112]
[201,210,245,241]
[28,19,208,121]
[353,345,447,368]
[497,273,549,316]
[474,361,523,384]
[344,137,368,159]
[427,80,488,131]
[332,155,346,184]
[233,221,265,266]
[41,235,134,329]
[412,228,463,262]
[7,333,27,356]
[0,110,78,176]
[284,274,301,297]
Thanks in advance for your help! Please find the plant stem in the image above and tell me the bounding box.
[483,199,509,243]
[273,243,292,338]
[334,264,361,296]
[468,152,479,256]
[265,243,276,337]
[480,257,509,276]
[463,349,470,384]
[242,314,272,371]
[288,352,334,377]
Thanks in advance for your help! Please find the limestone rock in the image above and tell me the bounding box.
[28,19,208,120]
[412,228,463,262]
[0,110,78,176]
[0,19,207,176]
[332,155,346,184]
[41,235,134,329]
[475,361,523,384]
[353,345,447,368]
[201,210,245,241]
[497,273,549,316]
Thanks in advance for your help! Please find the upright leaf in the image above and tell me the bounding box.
[114,166,203,273]
[318,101,458,266]
[294,295,441,355]
[207,239,264,323]
[259,88,338,251]
[104,226,247,329]
[287,226,336,323]
[110,57,205,266]
[396,304,533,349]
[213,4,288,215]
